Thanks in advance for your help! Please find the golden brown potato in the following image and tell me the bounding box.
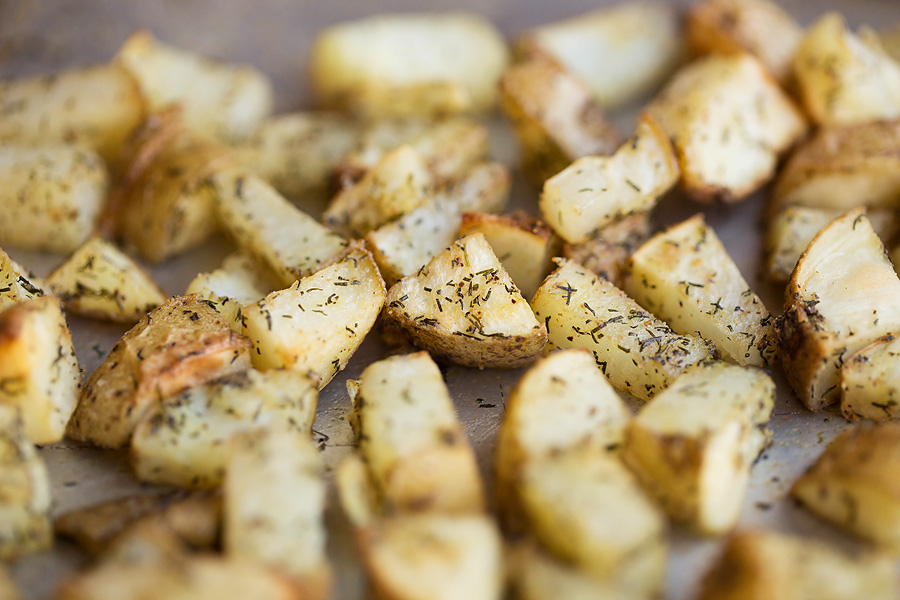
[507,543,629,600]
[0,565,19,600]
[561,212,651,288]
[842,334,900,422]
[878,23,900,64]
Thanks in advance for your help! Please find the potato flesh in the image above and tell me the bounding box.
[562,212,651,288]
[842,334,900,421]
[186,252,278,330]
[0,250,47,311]
[508,543,628,600]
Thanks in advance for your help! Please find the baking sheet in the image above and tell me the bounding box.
[2,0,900,598]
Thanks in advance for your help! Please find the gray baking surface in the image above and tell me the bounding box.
[2,0,900,598]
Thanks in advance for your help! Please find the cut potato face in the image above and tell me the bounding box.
[383,233,547,368]
[562,212,651,288]
[0,250,47,311]
[67,295,252,449]
[842,334,900,422]
[508,543,629,600]
[186,252,279,331]
[531,260,715,401]
[540,115,678,244]
[777,209,900,410]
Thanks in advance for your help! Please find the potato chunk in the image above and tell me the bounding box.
[0,250,47,311]
[531,260,715,401]
[508,543,629,600]
[562,212,651,288]
[384,233,547,368]
[842,334,900,421]
[622,362,774,534]
[67,295,252,449]
[185,252,279,331]
[777,209,900,410]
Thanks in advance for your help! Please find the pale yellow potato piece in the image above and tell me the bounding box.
[186,252,279,331]
[561,212,651,288]
[508,543,629,600]
[0,566,19,600]
[842,334,900,422]
[0,249,48,311]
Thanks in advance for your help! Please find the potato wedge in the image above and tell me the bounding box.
[383,233,547,368]
[186,252,279,330]
[648,53,806,202]
[117,31,273,143]
[48,237,167,323]
[310,13,509,116]
[241,248,385,386]
[0,250,47,311]
[622,362,774,534]
[67,294,252,449]
[842,334,900,421]
[777,209,900,410]
[626,214,775,367]
[561,212,651,288]
[0,145,108,253]
[349,352,484,515]
[131,369,318,488]
[531,260,715,401]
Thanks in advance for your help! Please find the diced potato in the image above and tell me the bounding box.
[444,161,511,214]
[324,145,434,237]
[225,429,330,598]
[793,13,900,126]
[349,352,484,515]
[842,334,900,421]
[622,362,774,534]
[499,55,620,186]
[116,31,273,143]
[335,453,381,529]
[686,0,802,83]
[383,233,547,368]
[562,212,651,288]
[0,64,144,163]
[540,115,678,244]
[309,13,510,117]
[0,297,80,445]
[186,252,279,330]
[626,214,775,367]
[67,295,252,449]
[0,249,48,311]
[698,530,899,600]
[96,518,187,566]
[0,145,108,253]
[648,53,806,202]
[213,169,349,287]
[241,248,386,386]
[131,369,318,488]
[517,1,683,109]
[48,237,167,323]
[777,209,900,410]
[531,260,715,401]
[509,543,629,600]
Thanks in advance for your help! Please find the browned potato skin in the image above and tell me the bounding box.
[67,295,252,449]
[562,212,651,288]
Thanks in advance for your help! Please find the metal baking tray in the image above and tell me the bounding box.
[2,0,899,598]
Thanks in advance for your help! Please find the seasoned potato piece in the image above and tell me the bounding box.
[622,362,774,534]
[0,64,144,163]
[562,212,651,288]
[0,145,108,253]
[241,249,385,386]
[517,1,683,109]
[686,0,802,83]
[540,115,678,244]
[443,161,511,215]
[48,237,167,323]
[67,295,251,449]
[0,297,80,445]
[842,334,900,421]
[335,453,381,529]
[131,369,318,488]
[648,53,806,202]
[508,543,628,600]
[777,210,900,410]
[698,529,899,600]
[349,352,484,515]
[626,215,774,367]
[186,252,279,330]
[117,31,273,143]
[0,405,51,560]
[213,169,349,287]
[531,260,715,401]
[383,233,547,368]
[225,429,330,598]
[310,13,510,116]
[793,13,900,126]
[499,55,620,186]
[0,250,47,311]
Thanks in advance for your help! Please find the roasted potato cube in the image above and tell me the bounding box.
[383,233,547,368]
[0,145,108,253]
[349,352,484,515]
[698,529,899,600]
[622,362,774,534]
[335,453,381,529]
[0,296,80,445]
[777,209,900,410]
[626,214,775,367]
[648,53,806,202]
[117,31,273,143]
[540,115,677,244]
[225,429,330,598]
[0,64,144,163]
[793,13,900,126]
[186,252,279,330]
[67,295,252,448]
[309,13,509,117]
[842,334,900,421]
[241,248,385,386]
[131,369,318,488]
[531,260,715,401]
[0,250,47,311]
[48,237,167,323]
[443,161,511,214]
[562,212,651,288]
[509,543,630,600]
[517,1,683,109]
[499,55,620,186]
